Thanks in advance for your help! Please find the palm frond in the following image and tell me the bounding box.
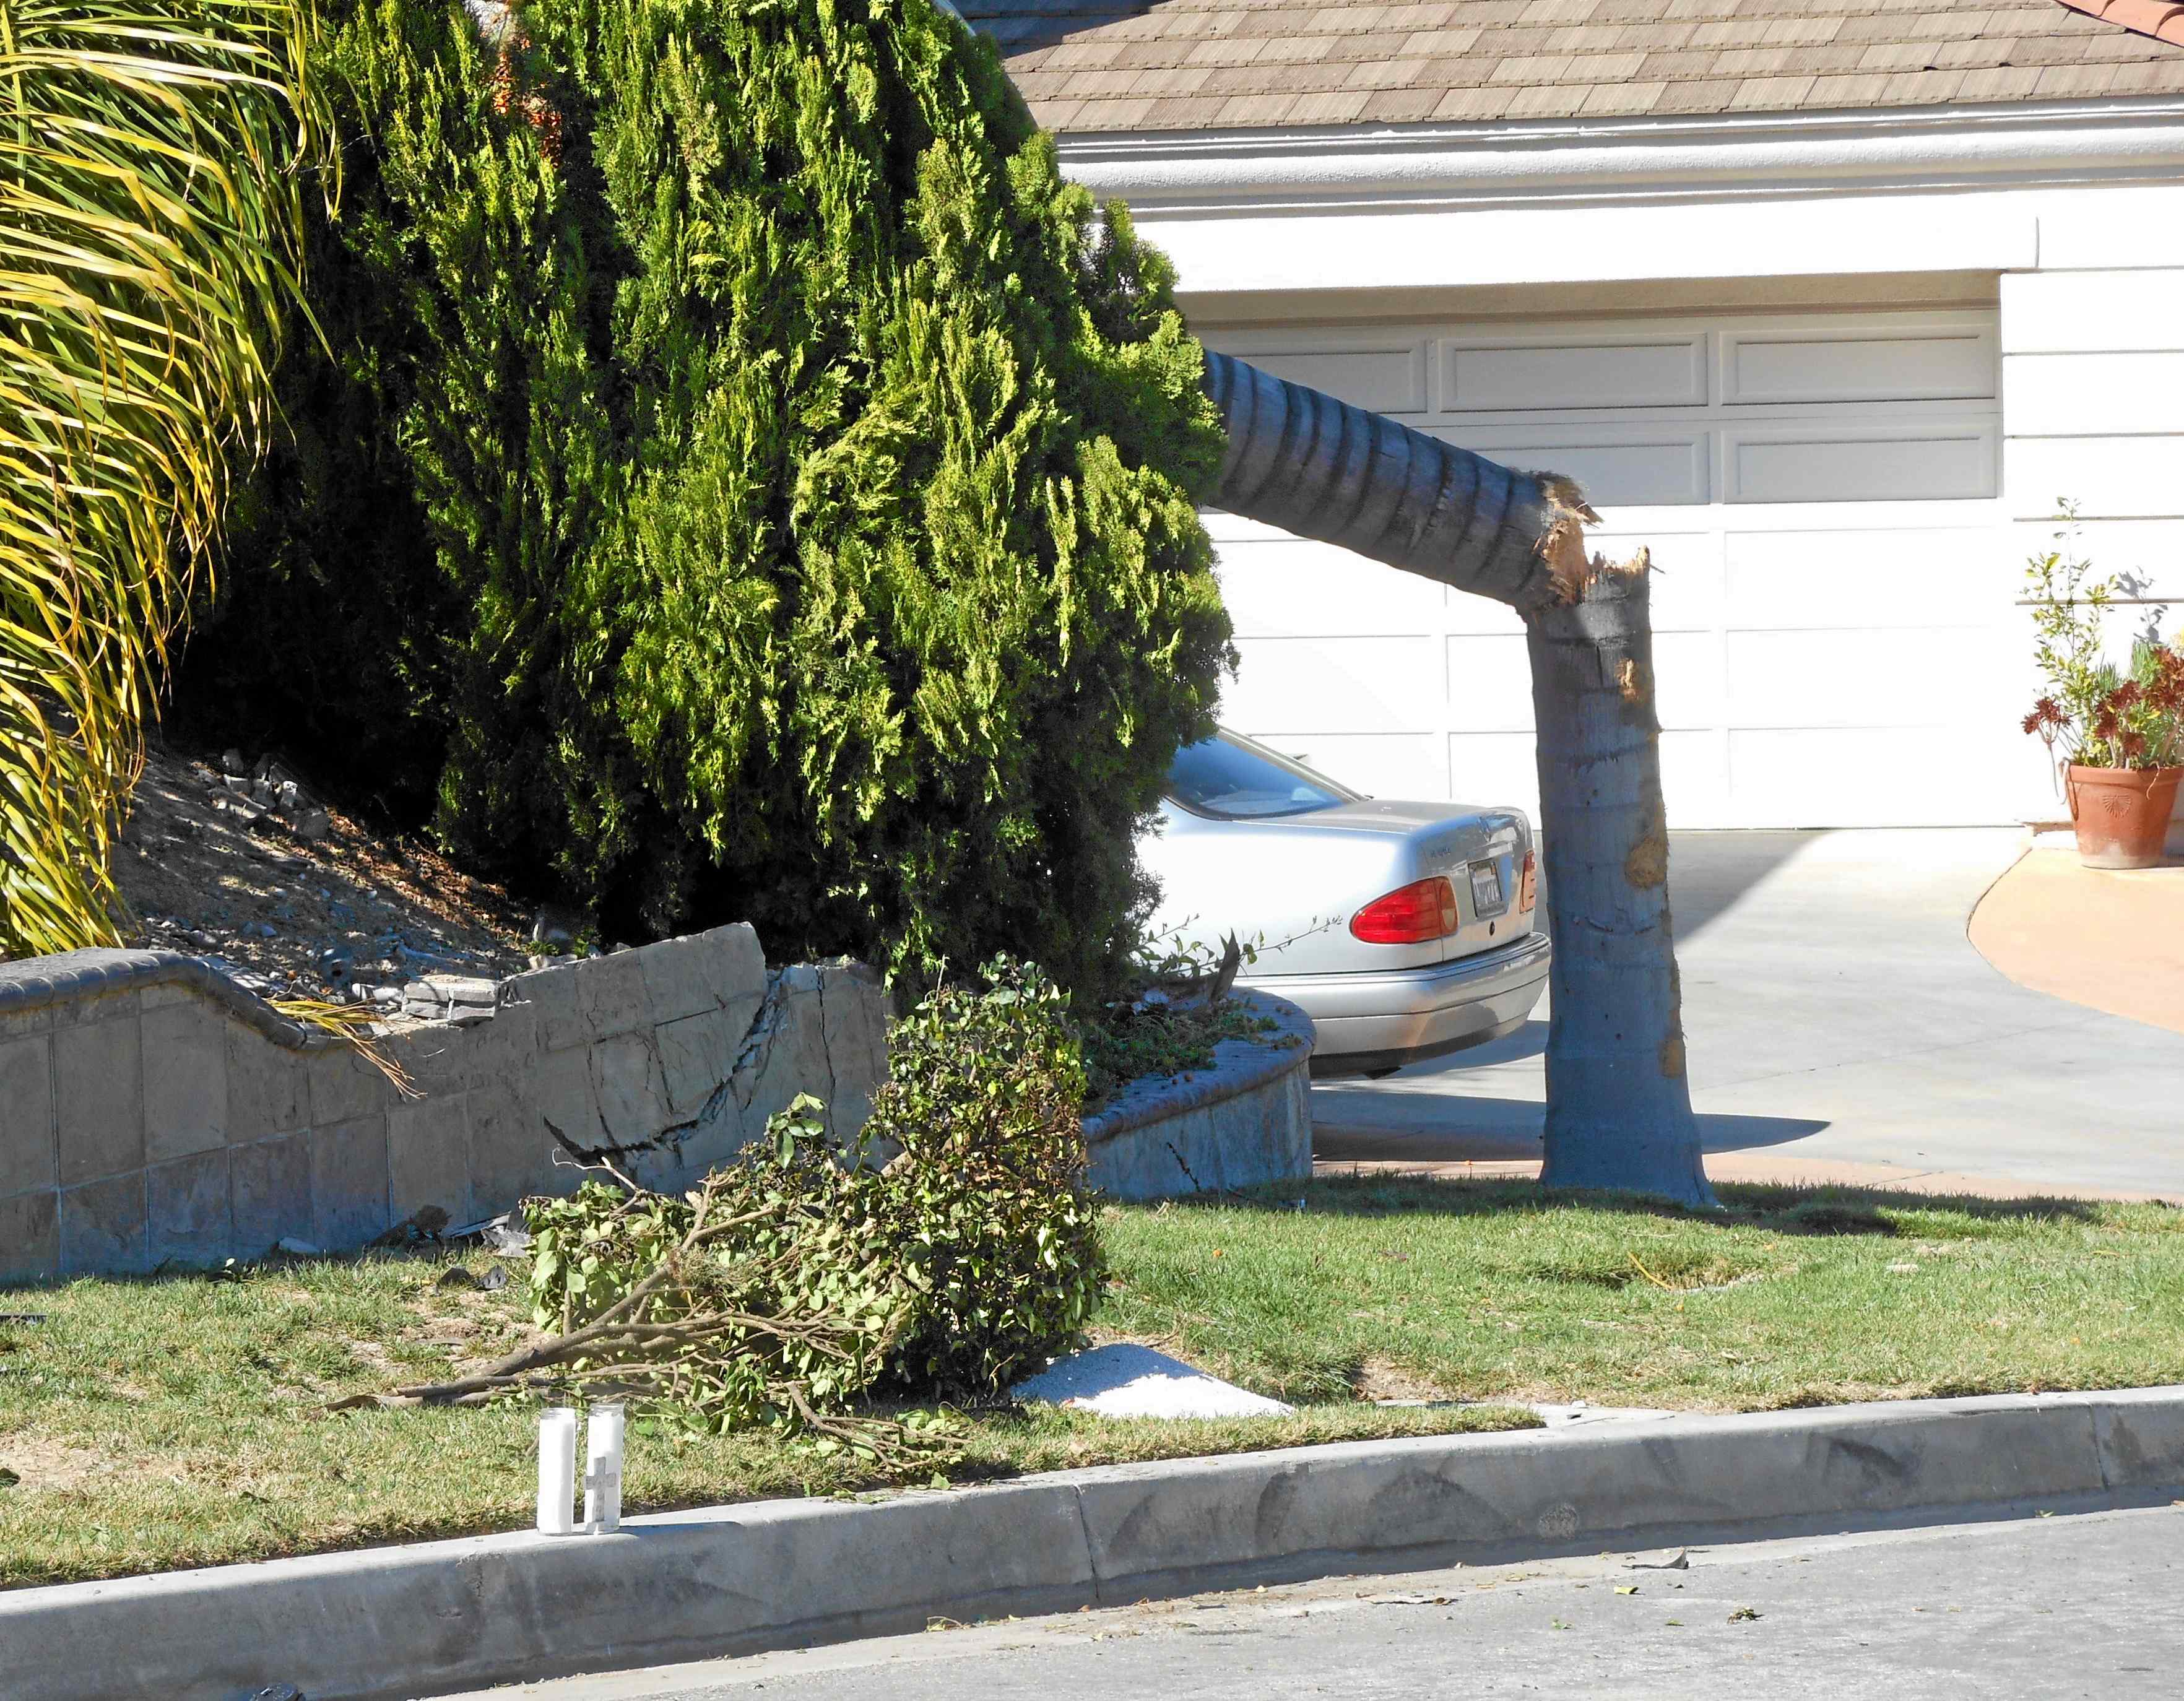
[0,0,328,958]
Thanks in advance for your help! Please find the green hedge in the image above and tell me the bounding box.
[177,0,1231,996]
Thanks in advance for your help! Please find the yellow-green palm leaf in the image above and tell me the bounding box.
[0,0,326,957]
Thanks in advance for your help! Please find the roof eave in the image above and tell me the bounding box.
[1049,93,2184,215]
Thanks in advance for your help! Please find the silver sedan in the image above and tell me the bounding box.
[1139,729,1549,1078]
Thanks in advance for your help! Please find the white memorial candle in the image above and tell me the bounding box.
[537,1407,578,1536]
[584,1403,625,1534]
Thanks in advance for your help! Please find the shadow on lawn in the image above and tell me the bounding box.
[1205,1173,2120,1232]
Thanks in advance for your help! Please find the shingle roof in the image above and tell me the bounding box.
[964,0,2184,132]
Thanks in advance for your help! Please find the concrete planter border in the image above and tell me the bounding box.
[0,947,337,1050]
[1081,990,1315,1200]
[5,1387,2179,1701]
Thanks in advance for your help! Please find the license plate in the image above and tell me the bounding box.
[1468,859,1506,917]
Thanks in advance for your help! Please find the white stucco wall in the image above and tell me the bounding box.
[2003,241,2184,825]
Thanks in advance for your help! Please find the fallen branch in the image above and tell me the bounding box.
[332,1139,945,1467]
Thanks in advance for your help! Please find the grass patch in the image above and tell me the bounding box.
[1098,1175,2184,1410]
[7,1172,2179,1590]
[0,1252,1527,1590]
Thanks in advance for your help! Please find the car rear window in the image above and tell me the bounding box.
[1166,735,1353,820]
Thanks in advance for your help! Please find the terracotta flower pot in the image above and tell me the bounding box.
[2066,764,2184,870]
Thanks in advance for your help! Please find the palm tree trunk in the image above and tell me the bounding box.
[1200,350,1714,1207]
[1201,349,1593,610]
[1526,553,1709,1203]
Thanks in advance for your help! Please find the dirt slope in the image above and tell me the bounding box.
[113,742,534,999]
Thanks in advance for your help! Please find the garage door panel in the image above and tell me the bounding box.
[1728,425,1996,503]
[1448,732,1540,812]
[1218,545,1445,637]
[1651,630,1725,733]
[1725,627,1999,729]
[1202,305,2008,829]
[1443,591,1530,637]
[1587,526,1723,631]
[1242,732,1447,802]
[1448,430,1709,506]
[1723,325,1995,405]
[1441,335,1707,412]
[1444,730,1725,824]
[1204,511,1307,547]
[1728,729,2018,826]
[1225,635,1439,734]
[1724,526,2001,627]
[1659,731,1730,829]
[1217,344,1428,415]
[1445,633,1535,733]
[1441,628,1721,737]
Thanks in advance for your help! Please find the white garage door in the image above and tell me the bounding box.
[1204,308,2032,828]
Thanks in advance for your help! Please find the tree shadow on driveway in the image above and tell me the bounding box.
[1312,1098,1831,1166]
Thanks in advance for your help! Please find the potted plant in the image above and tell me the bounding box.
[2022,511,2184,869]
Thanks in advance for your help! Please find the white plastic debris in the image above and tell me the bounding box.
[1012,1343,1293,1420]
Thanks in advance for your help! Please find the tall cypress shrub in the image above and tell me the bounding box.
[178,0,1232,996]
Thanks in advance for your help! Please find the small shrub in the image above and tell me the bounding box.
[1080,998,1278,1109]
[869,959,1104,1395]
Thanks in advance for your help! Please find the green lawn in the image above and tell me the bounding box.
[4,1173,2180,1591]
[0,1248,1523,1590]
[1099,1176,2184,1410]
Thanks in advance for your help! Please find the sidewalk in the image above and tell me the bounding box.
[1969,840,2184,1038]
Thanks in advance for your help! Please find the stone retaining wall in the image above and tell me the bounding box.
[1083,992,1315,1200]
[0,927,888,1282]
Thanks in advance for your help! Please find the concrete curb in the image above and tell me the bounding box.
[7,1387,2181,1700]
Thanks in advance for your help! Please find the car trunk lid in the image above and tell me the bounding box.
[1209,799,1535,977]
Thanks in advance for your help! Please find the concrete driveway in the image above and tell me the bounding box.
[1314,829,2184,1199]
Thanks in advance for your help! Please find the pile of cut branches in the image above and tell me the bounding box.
[350,963,1103,1465]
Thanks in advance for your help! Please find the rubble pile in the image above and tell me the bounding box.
[119,743,538,1015]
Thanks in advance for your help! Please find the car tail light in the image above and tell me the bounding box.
[1350,876,1460,944]
[1519,849,1538,912]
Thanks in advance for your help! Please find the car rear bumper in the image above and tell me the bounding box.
[1241,930,1551,1077]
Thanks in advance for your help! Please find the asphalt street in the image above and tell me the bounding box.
[462,1500,2184,1701]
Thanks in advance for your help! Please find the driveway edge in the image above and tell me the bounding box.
[7,1387,2181,1700]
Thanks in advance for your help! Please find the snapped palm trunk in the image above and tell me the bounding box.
[1200,352,1714,1208]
